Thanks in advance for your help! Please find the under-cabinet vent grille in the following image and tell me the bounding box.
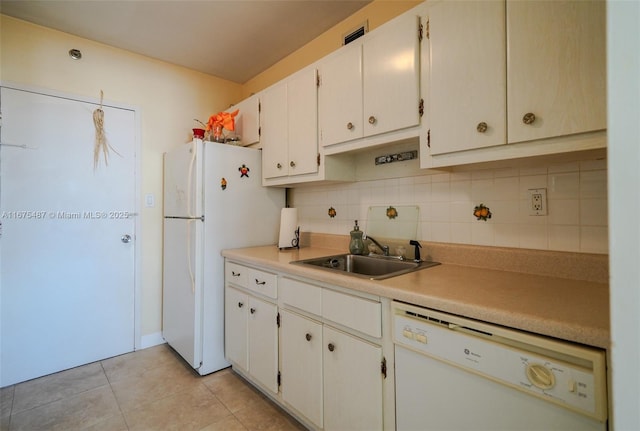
[343,21,368,45]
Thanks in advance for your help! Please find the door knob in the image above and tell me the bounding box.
[121,234,132,243]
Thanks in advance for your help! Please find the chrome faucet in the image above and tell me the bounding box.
[366,235,389,256]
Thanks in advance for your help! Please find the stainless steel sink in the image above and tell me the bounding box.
[291,253,440,280]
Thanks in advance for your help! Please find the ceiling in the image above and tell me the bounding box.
[0,0,372,84]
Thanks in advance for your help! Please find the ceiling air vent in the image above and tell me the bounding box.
[343,21,368,45]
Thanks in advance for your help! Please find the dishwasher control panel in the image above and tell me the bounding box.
[392,301,607,422]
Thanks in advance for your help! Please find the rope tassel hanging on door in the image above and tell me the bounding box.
[93,90,121,169]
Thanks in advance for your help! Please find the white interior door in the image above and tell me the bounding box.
[0,86,137,386]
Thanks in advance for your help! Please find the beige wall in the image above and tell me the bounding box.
[242,0,421,97]
[1,15,242,338]
[0,0,421,340]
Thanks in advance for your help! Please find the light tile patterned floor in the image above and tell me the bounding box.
[0,344,306,431]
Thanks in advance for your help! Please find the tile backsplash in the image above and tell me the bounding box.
[289,159,608,254]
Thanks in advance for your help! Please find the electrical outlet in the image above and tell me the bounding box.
[528,188,547,216]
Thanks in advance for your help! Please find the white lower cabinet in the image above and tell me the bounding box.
[281,310,324,428]
[225,285,279,393]
[248,295,278,393]
[279,277,385,430]
[225,286,249,370]
[225,262,388,430]
[322,325,383,431]
[281,309,384,431]
[224,263,279,394]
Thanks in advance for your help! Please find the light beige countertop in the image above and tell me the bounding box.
[222,244,610,350]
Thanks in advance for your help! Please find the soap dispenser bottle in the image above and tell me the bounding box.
[349,220,365,255]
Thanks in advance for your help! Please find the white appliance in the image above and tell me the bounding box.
[163,139,284,375]
[392,301,608,431]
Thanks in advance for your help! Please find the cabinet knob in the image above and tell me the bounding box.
[276,163,282,169]
[522,112,536,125]
[250,307,256,314]
[346,122,354,130]
[327,343,335,352]
[305,333,312,341]
[237,302,244,308]
[476,122,488,133]
[368,116,376,125]
[290,161,296,168]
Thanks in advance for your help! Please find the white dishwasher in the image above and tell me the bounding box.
[392,301,608,431]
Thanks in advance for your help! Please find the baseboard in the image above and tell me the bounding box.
[140,332,165,349]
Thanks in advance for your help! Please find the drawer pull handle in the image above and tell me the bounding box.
[231,271,241,277]
[327,343,335,352]
[523,112,536,125]
[250,308,256,314]
[255,279,266,285]
[237,302,244,308]
[305,333,312,341]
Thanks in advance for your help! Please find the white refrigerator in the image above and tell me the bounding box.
[163,139,285,375]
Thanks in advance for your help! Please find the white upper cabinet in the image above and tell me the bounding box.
[288,67,319,177]
[507,0,606,143]
[261,81,288,179]
[425,0,606,166]
[319,11,422,148]
[428,0,506,155]
[318,42,363,146]
[262,67,318,180]
[363,12,422,138]
[227,94,260,146]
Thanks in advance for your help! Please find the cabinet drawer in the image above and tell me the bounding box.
[322,289,381,338]
[280,277,322,316]
[225,262,248,288]
[246,268,278,299]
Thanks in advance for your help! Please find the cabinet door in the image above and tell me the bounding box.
[428,0,506,155]
[261,82,288,179]
[318,42,363,147]
[229,94,260,146]
[323,326,383,431]
[363,12,421,138]
[507,0,606,143]
[248,296,278,393]
[224,286,248,370]
[287,67,319,176]
[281,310,323,428]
